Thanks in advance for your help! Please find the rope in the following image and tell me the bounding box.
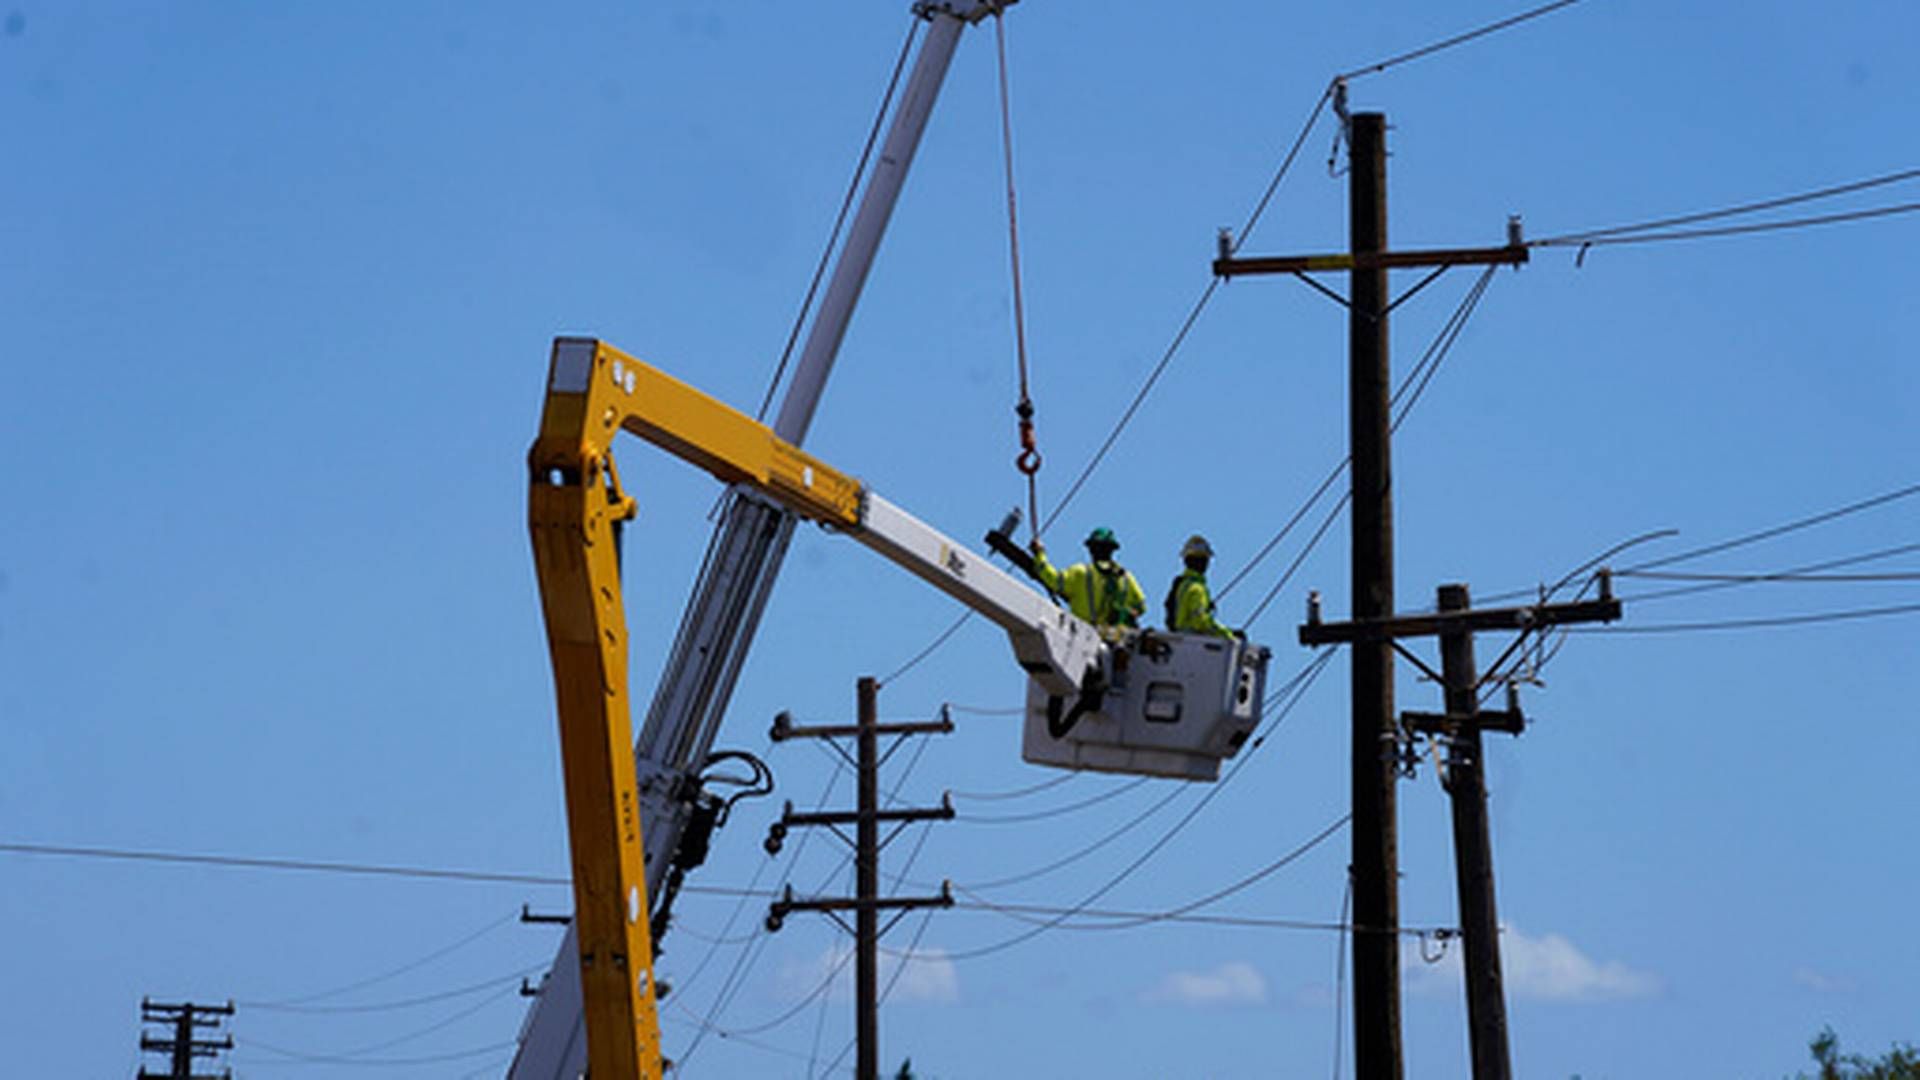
[994,8,1042,540]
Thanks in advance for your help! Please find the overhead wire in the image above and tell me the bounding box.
[955,775,1149,824]
[1335,0,1583,81]
[1532,167,1920,245]
[818,902,941,1079]
[958,782,1193,892]
[242,965,550,1015]
[679,707,939,1062]
[1614,542,1920,604]
[1040,83,1329,534]
[315,982,526,1060]
[948,770,1078,801]
[951,810,1350,934]
[1539,202,1920,256]
[663,1008,830,1071]
[951,650,1334,895]
[1621,567,1920,586]
[754,17,921,422]
[1330,874,1352,1080]
[926,647,1336,963]
[1573,601,1920,635]
[240,908,522,1007]
[674,756,848,1068]
[235,1038,521,1069]
[1622,483,1920,572]
[1237,266,1500,628]
[0,841,568,887]
[943,702,1026,717]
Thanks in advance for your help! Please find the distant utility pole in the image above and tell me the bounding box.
[1214,108,1528,1080]
[763,676,955,1080]
[136,998,234,1080]
[1305,578,1621,1079]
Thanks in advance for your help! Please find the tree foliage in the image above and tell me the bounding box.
[1795,1027,1920,1080]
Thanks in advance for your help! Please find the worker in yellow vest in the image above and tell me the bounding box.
[1166,534,1238,639]
[1030,526,1146,634]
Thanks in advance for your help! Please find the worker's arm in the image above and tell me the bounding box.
[1030,545,1064,594]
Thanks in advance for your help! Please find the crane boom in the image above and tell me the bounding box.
[526,336,1098,1078]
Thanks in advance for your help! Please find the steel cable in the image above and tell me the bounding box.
[755,18,921,421]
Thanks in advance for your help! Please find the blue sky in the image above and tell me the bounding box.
[4,2,1917,1078]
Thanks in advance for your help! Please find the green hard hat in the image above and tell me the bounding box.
[1085,526,1119,549]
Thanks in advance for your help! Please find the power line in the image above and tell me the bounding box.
[320,982,525,1060]
[1574,600,1920,635]
[241,965,548,1015]
[875,610,971,688]
[1538,202,1920,255]
[1626,483,1920,572]
[948,770,1077,801]
[955,776,1149,825]
[953,811,1351,934]
[949,652,1335,894]
[932,649,1335,963]
[1621,568,1920,585]
[237,1037,521,1069]
[1531,166,1920,246]
[243,909,523,1008]
[664,1007,831,1071]
[961,783,1194,892]
[1336,0,1584,80]
[1477,529,1682,606]
[943,702,1026,718]
[1478,485,1920,611]
[675,755,849,1068]
[680,698,939,1065]
[0,841,568,887]
[1613,542,1920,604]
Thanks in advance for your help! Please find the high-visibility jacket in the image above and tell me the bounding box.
[1167,569,1233,638]
[1033,551,1145,630]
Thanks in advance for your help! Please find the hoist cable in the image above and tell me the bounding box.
[754,17,921,422]
[993,9,1043,540]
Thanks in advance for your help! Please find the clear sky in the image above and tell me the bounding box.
[4,2,1917,1078]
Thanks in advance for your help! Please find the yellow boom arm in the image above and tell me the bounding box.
[527,337,1103,1077]
[525,338,869,1078]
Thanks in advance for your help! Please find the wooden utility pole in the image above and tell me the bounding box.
[137,999,234,1080]
[1435,583,1511,1080]
[1214,106,1529,1079]
[764,678,955,1080]
[1345,111,1402,1080]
